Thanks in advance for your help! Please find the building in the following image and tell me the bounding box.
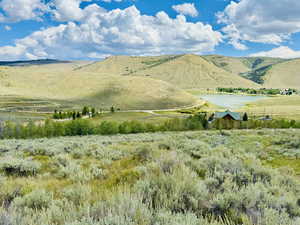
[210,110,242,122]
[280,89,293,95]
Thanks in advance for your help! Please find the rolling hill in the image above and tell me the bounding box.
[81,54,260,89]
[203,55,300,87]
[261,58,300,88]
[0,63,199,110]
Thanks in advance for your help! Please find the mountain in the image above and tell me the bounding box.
[81,54,260,89]
[0,63,199,110]
[0,59,72,67]
[203,55,299,87]
[261,58,300,88]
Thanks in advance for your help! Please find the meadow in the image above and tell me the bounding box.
[0,129,300,225]
[240,96,300,120]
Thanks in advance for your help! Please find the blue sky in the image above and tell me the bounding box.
[0,0,300,60]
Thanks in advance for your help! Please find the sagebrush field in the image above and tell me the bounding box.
[0,129,300,225]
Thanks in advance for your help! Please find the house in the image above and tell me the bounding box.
[209,110,242,122]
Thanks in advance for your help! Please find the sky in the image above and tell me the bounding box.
[0,0,300,61]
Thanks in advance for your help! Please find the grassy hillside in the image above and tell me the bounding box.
[261,58,300,88]
[0,63,199,110]
[83,54,260,89]
[203,55,251,75]
[203,55,299,87]
[0,130,300,225]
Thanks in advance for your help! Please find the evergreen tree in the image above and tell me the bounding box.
[91,108,96,117]
[243,113,248,121]
[110,106,115,113]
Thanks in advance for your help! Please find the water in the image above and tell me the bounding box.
[200,94,269,110]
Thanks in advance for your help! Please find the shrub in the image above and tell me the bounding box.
[62,185,91,205]
[0,158,40,176]
[13,189,53,210]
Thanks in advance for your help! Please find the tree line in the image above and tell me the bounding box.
[216,87,297,95]
[52,106,118,120]
[0,113,299,139]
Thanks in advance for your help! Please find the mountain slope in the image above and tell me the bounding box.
[0,63,199,110]
[130,54,260,89]
[203,55,292,86]
[81,54,260,89]
[261,59,300,88]
[203,55,251,75]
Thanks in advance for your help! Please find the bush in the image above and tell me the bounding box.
[0,158,40,176]
[13,189,53,210]
[62,185,91,205]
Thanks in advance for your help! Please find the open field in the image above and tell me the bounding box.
[240,95,300,120]
[0,129,300,225]
[90,111,190,124]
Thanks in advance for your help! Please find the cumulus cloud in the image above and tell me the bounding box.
[172,3,198,17]
[50,0,106,22]
[4,25,11,31]
[0,6,222,60]
[218,0,300,49]
[0,0,47,22]
[250,46,300,59]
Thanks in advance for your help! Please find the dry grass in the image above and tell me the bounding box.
[0,62,199,110]
[239,95,300,120]
[263,59,300,88]
[81,54,260,89]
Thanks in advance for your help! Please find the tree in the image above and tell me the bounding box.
[243,113,248,121]
[82,106,89,116]
[110,106,115,113]
[91,108,96,117]
[53,109,59,119]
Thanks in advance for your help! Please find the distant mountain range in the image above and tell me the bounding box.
[0,59,70,67]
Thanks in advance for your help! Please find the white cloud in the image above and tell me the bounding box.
[4,25,11,31]
[250,46,300,59]
[50,0,106,22]
[218,0,300,49]
[172,3,198,17]
[0,6,222,60]
[0,0,47,22]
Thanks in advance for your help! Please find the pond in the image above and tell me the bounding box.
[200,94,269,110]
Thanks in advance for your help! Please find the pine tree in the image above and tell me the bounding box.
[91,108,96,117]
[110,106,115,113]
[243,113,248,121]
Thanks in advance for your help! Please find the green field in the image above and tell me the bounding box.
[0,129,300,225]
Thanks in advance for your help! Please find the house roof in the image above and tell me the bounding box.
[214,110,241,121]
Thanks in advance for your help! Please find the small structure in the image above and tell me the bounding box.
[280,89,293,95]
[210,110,242,122]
